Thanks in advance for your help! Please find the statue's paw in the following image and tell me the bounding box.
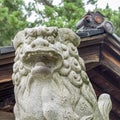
[80,114,93,120]
[98,93,112,120]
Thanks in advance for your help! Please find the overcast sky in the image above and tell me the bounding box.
[83,0,120,11]
[25,0,120,10]
[53,0,120,11]
[26,0,120,22]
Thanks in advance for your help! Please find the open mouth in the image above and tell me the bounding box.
[22,48,62,71]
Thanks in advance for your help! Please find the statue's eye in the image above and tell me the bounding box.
[47,36,55,44]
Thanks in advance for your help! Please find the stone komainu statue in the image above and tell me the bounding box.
[12,27,112,120]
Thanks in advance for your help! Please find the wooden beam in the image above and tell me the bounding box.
[79,34,105,47]
[94,65,120,91]
[0,53,14,60]
[0,111,14,120]
[87,70,120,118]
[88,70,120,102]
[78,45,100,64]
[0,57,14,65]
[101,50,120,76]
[106,35,120,50]
[86,62,100,71]
[90,81,120,120]
[0,68,12,83]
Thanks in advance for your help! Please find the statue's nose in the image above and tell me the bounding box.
[31,38,49,48]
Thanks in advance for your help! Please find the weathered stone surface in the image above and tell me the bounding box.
[12,27,112,120]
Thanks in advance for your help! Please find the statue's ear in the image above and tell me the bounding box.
[13,30,25,50]
[59,28,81,47]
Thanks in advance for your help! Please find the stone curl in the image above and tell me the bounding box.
[12,27,112,120]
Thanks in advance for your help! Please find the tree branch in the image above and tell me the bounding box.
[41,0,54,7]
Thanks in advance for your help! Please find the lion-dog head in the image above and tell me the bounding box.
[12,27,110,120]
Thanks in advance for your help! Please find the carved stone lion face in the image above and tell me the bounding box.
[12,27,110,120]
[12,27,86,119]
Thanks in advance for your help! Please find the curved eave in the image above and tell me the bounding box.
[78,33,120,76]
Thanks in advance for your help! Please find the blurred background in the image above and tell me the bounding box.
[0,0,120,46]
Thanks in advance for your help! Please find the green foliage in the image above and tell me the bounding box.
[45,0,85,30]
[0,0,28,46]
[25,0,120,36]
[25,0,85,31]
[1,0,120,46]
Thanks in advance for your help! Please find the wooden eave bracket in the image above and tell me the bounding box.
[100,34,120,76]
[79,33,120,75]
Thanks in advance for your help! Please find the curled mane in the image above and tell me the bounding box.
[12,27,112,120]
